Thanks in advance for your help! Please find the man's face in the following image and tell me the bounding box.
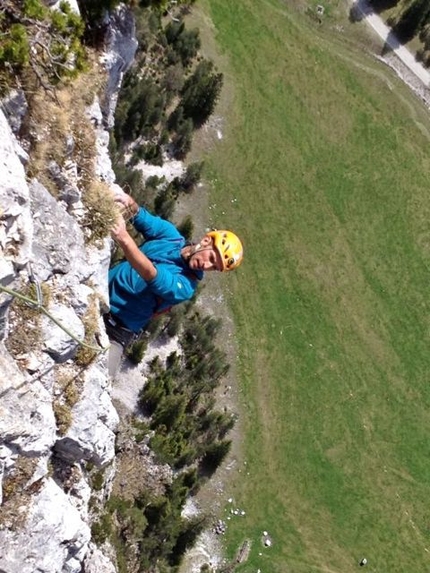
[188,236,223,272]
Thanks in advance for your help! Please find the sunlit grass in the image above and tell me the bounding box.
[198,0,430,571]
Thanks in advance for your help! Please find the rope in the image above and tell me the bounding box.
[0,283,108,354]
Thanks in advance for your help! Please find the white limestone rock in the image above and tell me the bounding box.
[29,179,91,282]
[0,343,57,458]
[0,108,32,271]
[66,464,92,519]
[86,242,112,311]
[55,364,119,466]
[84,542,118,573]
[1,89,28,134]
[42,303,85,363]
[0,478,91,573]
[100,5,138,128]
[0,8,135,570]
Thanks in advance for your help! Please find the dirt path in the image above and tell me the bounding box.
[351,0,430,111]
[352,0,430,86]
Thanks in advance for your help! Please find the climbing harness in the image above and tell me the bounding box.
[103,312,137,349]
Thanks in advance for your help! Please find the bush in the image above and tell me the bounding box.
[165,306,184,337]
[91,513,113,545]
[162,63,185,99]
[115,74,166,143]
[154,186,176,219]
[177,215,194,241]
[179,59,223,127]
[127,338,148,364]
[199,440,231,476]
[0,0,88,87]
[164,20,201,66]
[178,161,205,193]
[171,117,193,159]
[0,24,29,69]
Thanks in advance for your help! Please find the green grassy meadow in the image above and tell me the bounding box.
[197,0,430,571]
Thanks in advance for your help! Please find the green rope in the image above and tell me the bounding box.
[0,283,108,354]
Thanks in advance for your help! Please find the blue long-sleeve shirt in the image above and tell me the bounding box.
[108,207,203,332]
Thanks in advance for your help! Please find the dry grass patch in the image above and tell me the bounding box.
[0,456,40,530]
[5,282,51,360]
[80,180,121,245]
[53,401,73,436]
[25,59,103,188]
[24,57,118,243]
[75,293,104,365]
[53,364,85,435]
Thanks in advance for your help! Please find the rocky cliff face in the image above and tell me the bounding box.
[0,6,137,572]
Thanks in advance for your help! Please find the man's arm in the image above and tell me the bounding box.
[111,186,139,220]
[111,218,157,282]
[112,186,181,241]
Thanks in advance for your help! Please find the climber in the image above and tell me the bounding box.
[104,187,243,377]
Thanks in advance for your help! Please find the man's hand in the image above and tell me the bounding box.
[111,215,128,243]
[110,184,138,219]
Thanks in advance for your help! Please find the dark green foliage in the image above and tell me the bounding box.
[134,7,160,53]
[417,46,430,65]
[177,215,194,241]
[115,163,145,196]
[418,17,430,62]
[137,472,202,568]
[162,63,185,100]
[146,175,163,190]
[171,160,204,194]
[126,338,148,364]
[164,306,184,337]
[151,393,187,431]
[112,7,222,172]
[130,141,164,166]
[138,0,166,7]
[167,103,185,131]
[178,160,205,193]
[0,0,87,86]
[131,418,150,443]
[199,440,232,477]
[169,515,207,566]
[179,59,223,127]
[104,496,149,570]
[112,6,197,160]
[371,0,430,63]
[367,0,399,12]
[164,20,201,66]
[104,312,233,570]
[391,0,430,42]
[171,117,194,159]
[91,513,113,544]
[0,24,29,69]
[139,311,234,471]
[154,185,176,219]
[115,74,166,143]
[198,410,236,440]
[419,21,430,42]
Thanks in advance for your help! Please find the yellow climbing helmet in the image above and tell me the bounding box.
[207,230,244,272]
